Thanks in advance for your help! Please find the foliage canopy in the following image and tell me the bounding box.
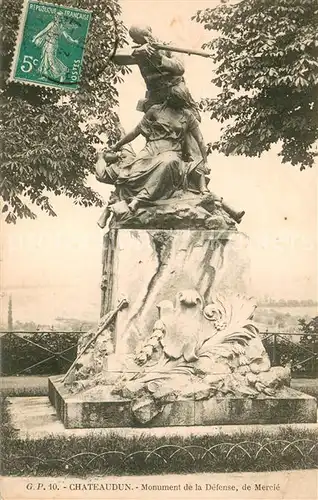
[194,0,318,169]
[0,0,128,222]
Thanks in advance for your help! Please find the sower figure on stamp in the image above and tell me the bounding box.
[32,11,79,83]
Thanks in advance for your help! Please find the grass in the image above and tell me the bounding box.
[1,376,317,476]
[0,376,48,397]
[1,396,317,477]
[291,379,318,400]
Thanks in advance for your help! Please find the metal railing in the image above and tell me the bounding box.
[3,438,318,474]
[0,330,317,377]
[0,330,82,376]
[260,332,318,378]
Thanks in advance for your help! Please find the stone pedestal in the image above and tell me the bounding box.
[49,227,317,428]
[48,377,317,428]
[101,229,250,360]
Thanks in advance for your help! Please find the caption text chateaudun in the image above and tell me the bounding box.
[26,482,281,492]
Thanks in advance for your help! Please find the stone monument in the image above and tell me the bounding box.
[49,25,317,428]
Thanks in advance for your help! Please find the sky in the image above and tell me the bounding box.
[1,0,317,325]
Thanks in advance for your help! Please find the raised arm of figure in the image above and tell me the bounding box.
[112,125,142,151]
[158,52,184,76]
[112,50,138,65]
[95,151,106,178]
[32,21,54,44]
[62,31,78,44]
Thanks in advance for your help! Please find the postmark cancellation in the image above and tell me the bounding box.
[10,0,91,90]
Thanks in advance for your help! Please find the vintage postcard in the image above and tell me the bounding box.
[1,0,317,499]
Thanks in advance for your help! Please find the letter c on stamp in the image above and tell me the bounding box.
[10,0,91,90]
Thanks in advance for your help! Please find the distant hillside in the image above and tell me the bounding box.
[0,286,100,326]
[0,317,98,333]
[254,305,317,333]
[258,299,317,307]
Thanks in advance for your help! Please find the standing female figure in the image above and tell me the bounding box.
[32,12,78,82]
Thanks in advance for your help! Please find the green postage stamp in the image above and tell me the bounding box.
[10,0,92,90]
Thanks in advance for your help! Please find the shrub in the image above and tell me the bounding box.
[262,316,318,378]
[0,331,81,375]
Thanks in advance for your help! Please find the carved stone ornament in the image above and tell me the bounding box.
[100,273,108,290]
[109,291,291,423]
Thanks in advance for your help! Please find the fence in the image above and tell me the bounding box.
[260,332,318,378]
[0,331,82,376]
[0,330,317,377]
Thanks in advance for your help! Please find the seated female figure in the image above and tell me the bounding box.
[96,96,209,213]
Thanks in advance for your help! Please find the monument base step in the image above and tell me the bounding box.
[49,376,317,429]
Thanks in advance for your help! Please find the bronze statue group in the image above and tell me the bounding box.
[95,24,244,225]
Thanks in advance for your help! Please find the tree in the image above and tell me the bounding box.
[7,295,13,331]
[298,315,318,336]
[193,0,318,169]
[0,0,129,223]
[298,315,318,376]
[12,320,38,332]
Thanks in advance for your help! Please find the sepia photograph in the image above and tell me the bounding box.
[1,0,317,498]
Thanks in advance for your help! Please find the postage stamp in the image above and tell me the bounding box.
[10,0,92,90]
